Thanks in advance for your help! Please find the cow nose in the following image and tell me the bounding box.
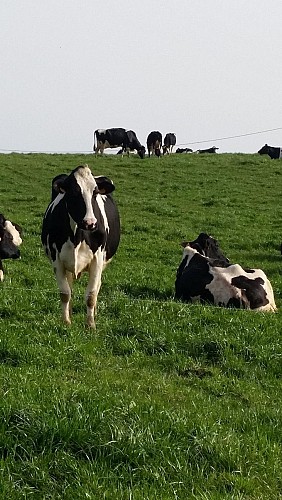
[83,218,96,230]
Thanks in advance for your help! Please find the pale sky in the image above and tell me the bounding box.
[1,1,282,154]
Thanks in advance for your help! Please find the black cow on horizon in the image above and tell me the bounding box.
[147,131,162,157]
[175,233,276,312]
[41,165,120,328]
[257,144,282,159]
[93,128,145,159]
[197,146,219,154]
[176,147,193,154]
[162,133,176,155]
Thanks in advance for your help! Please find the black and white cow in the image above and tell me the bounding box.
[197,146,219,154]
[147,131,162,157]
[176,147,193,154]
[162,133,176,155]
[41,165,120,328]
[175,234,276,312]
[0,214,22,281]
[257,144,282,159]
[93,128,145,159]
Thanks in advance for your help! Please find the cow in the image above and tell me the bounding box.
[176,147,193,154]
[93,128,145,159]
[162,133,176,155]
[175,234,276,312]
[147,131,162,157]
[0,214,22,282]
[257,144,282,159]
[197,146,219,154]
[41,165,120,328]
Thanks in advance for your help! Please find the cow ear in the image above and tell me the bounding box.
[95,176,115,194]
[53,178,66,193]
[181,241,189,248]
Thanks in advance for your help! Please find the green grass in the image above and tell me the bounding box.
[0,151,282,498]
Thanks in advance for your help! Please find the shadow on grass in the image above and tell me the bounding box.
[121,284,173,301]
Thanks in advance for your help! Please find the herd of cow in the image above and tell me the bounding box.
[0,147,278,327]
[93,128,220,158]
[93,127,282,160]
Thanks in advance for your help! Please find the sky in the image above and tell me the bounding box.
[1,0,282,154]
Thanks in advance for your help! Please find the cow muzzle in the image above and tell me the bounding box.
[81,218,97,230]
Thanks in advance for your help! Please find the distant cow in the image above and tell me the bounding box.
[0,214,22,281]
[147,131,162,157]
[42,165,120,328]
[257,144,282,159]
[175,234,276,312]
[176,148,193,154]
[197,146,219,154]
[93,128,145,159]
[163,133,176,155]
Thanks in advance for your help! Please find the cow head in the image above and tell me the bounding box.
[52,166,115,230]
[155,145,161,157]
[0,214,21,261]
[257,144,269,155]
[181,233,230,266]
[137,146,146,159]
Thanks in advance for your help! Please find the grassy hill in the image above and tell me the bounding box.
[0,151,281,499]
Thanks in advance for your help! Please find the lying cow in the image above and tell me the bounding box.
[257,144,282,159]
[175,233,276,311]
[0,214,22,281]
[147,131,162,157]
[162,133,176,155]
[41,165,120,327]
[197,146,219,154]
[176,147,193,154]
[93,128,145,159]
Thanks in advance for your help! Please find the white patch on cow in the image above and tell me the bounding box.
[96,195,109,233]
[74,166,97,225]
[4,220,22,246]
[207,266,244,306]
[49,193,65,214]
[0,270,4,282]
[98,129,106,134]
[56,237,98,278]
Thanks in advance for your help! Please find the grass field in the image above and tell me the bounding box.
[0,151,282,499]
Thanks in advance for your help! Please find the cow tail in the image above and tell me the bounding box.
[93,131,96,152]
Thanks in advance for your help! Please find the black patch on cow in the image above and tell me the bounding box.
[175,253,213,302]
[231,275,268,309]
[226,297,244,309]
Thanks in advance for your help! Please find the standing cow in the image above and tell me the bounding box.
[147,131,162,157]
[41,165,120,328]
[162,133,176,155]
[93,128,145,159]
[257,144,282,159]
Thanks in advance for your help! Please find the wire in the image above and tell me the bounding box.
[176,126,282,147]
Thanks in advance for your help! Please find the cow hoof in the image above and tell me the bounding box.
[86,318,95,329]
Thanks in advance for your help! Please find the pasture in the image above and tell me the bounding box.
[0,151,282,499]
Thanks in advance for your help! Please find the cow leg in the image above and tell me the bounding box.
[54,264,72,325]
[0,260,4,282]
[85,250,104,328]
